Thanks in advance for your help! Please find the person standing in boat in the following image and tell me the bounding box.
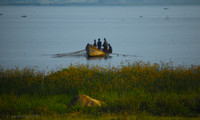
[97,38,102,50]
[103,38,108,52]
[93,39,97,47]
[108,44,112,53]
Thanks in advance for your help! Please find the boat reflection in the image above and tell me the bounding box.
[87,56,112,60]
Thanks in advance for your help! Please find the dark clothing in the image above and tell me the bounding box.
[97,41,102,50]
[108,45,112,53]
[93,41,97,47]
[103,41,108,52]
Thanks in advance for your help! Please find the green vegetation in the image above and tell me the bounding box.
[0,61,200,119]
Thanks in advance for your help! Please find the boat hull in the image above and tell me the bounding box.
[86,44,106,57]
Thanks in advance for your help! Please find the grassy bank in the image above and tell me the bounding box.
[0,61,200,119]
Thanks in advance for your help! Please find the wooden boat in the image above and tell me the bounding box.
[86,44,107,57]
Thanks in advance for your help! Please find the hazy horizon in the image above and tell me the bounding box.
[1,0,200,6]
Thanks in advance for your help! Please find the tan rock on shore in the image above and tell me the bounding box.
[68,94,105,107]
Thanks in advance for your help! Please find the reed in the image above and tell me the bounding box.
[0,61,200,117]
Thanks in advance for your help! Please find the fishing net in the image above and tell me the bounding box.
[54,49,86,58]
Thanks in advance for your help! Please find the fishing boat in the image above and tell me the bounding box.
[86,44,110,57]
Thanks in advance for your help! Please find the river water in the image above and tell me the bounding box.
[0,5,200,71]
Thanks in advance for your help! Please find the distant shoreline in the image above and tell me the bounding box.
[1,3,200,6]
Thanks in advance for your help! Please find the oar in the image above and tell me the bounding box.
[112,53,139,57]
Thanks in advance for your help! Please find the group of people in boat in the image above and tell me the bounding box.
[93,38,112,53]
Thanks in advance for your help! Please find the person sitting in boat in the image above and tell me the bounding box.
[103,38,108,52]
[97,38,102,50]
[93,39,97,47]
[108,44,112,53]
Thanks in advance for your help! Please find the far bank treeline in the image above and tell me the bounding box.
[0,61,200,116]
[1,0,200,5]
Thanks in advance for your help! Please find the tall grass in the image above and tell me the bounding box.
[0,61,200,117]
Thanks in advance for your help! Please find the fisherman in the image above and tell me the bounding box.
[108,44,112,53]
[97,38,102,50]
[103,38,108,52]
[93,39,97,47]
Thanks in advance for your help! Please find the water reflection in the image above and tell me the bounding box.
[87,56,112,60]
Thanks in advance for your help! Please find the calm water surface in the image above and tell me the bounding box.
[0,5,200,71]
